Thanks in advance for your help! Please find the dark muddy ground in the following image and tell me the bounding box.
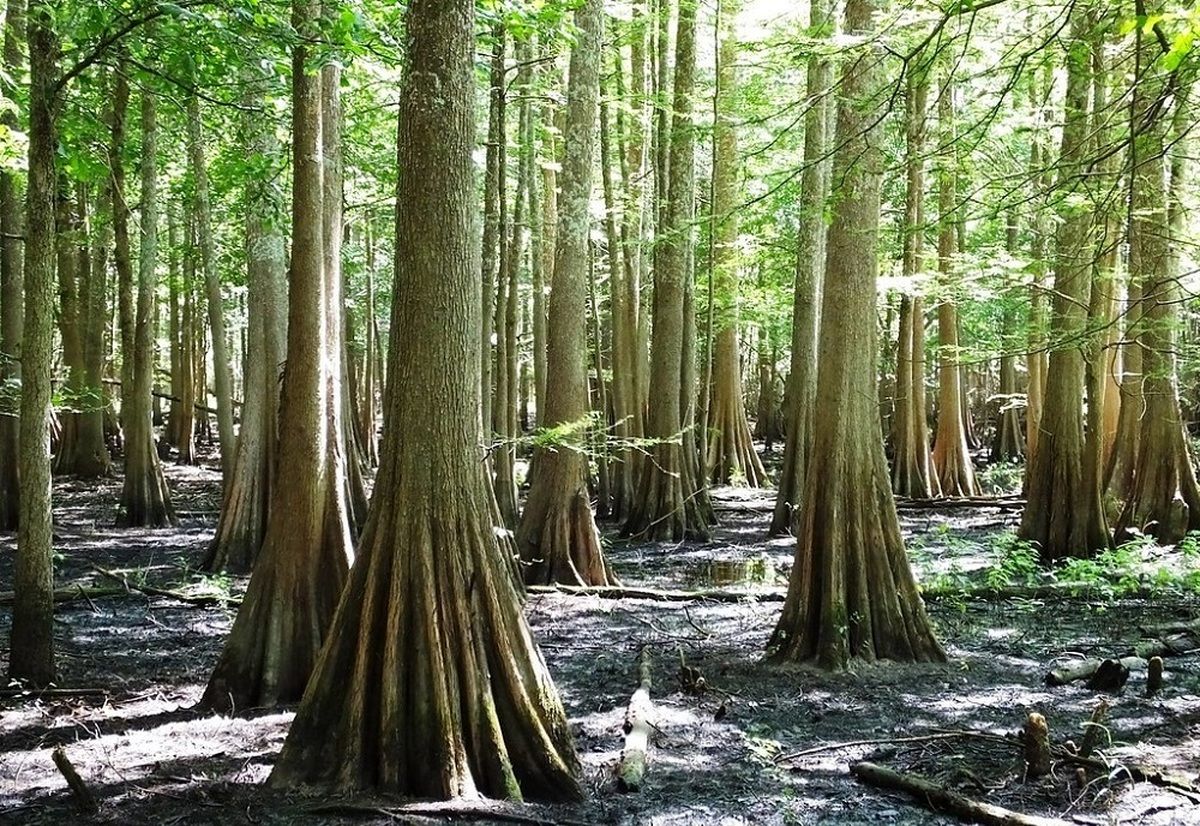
[2,454,1200,825]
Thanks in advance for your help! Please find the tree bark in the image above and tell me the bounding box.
[0,0,25,529]
[772,0,834,531]
[624,0,711,542]
[322,56,369,536]
[705,0,764,488]
[204,67,288,573]
[1114,35,1200,545]
[117,80,175,528]
[269,0,582,799]
[200,0,352,711]
[187,92,236,480]
[1018,11,1110,561]
[517,0,616,588]
[9,0,55,686]
[766,0,945,669]
[930,65,979,498]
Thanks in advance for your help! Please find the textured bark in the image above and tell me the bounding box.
[705,1,764,488]
[114,59,134,437]
[492,30,520,529]
[1025,66,1051,465]
[766,0,944,669]
[1018,13,1110,561]
[1114,42,1200,544]
[481,31,504,444]
[0,0,24,529]
[930,69,978,498]
[991,208,1024,464]
[75,178,112,476]
[624,0,711,542]
[165,205,182,447]
[118,84,174,528]
[322,57,369,535]
[204,70,287,573]
[269,0,582,798]
[772,0,833,531]
[52,182,86,473]
[9,0,55,685]
[201,1,352,711]
[176,220,197,465]
[517,0,615,588]
[187,92,236,480]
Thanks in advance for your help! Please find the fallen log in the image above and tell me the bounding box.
[1060,752,1200,798]
[527,583,785,603]
[1046,656,1142,688]
[895,496,1026,512]
[0,687,108,700]
[51,747,98,814]
[87,564,240,608]
[527,581,1167,605]
[0,586,126,606]
[850,761,1063,826]
[617,647,654,792]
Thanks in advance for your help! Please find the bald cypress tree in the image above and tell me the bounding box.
[767,0,944,669]
[269,0,582,799]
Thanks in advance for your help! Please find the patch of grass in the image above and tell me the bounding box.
[983,532,1040,590]
[977,460,1024,495]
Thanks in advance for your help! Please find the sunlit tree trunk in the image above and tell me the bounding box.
[0,0,25,529]
[269,0,582,798]
[204,69,287,573]
[767,0,944,669]
[9,0,55,685]
[188,92,235,479]
[322,55,369,535]
[930,66,978,497]
[118,82,175,528]
[201,0,352,711]
[772,0,834,530]
[624,0,710,541]
[705,0,764,488]
[1025,64,1051,465]
[1018,11,1110,561]
[1114,35,1200,544]
[517,0,615,586]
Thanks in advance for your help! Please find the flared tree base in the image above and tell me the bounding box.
[269,477,582,802]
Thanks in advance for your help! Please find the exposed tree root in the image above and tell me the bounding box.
[52,746,98,814]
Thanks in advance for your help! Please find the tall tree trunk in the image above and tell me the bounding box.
[1114,33,1200,544]
[322,56,369,535]
[517,0,616,587]
[9,0,55,686]
[165,203,182,448]
[772,0,834,531]
[930,66,979,497]
[1018,10,1110,561]
[187,92,236,480]
[624,0,710,541]
[705,0,765,488]
[767,0,944,669]
[177,220,197,464]
[204,68,288,573]
[118,82,175,528]
[0,0,24,529]
[201,1,353,711]
[481,30,504,445]
[889,55,939,499]
[75,175,112,476]
[269,0,582,798]
[1025,64,1051,465]
[492,32,521,529]
[53,180,85,471]
[991,210,1024,463]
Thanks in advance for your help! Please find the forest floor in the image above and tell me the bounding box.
[2,450,1200,825]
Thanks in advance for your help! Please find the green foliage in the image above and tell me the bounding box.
[983,532,1040,590]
